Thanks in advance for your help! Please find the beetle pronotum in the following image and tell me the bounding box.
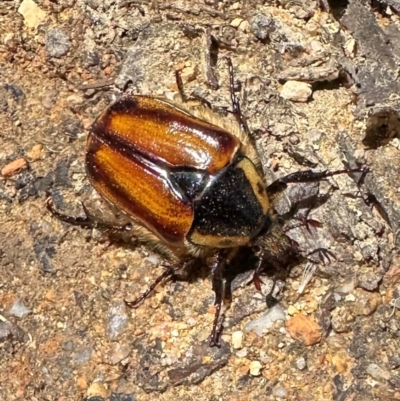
[47,58,367,346]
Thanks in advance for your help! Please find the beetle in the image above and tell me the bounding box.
[47,58,366,346]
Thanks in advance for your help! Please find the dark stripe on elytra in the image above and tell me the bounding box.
[94,96,238,164]
[90,117,165,170]
[85,143,188,244]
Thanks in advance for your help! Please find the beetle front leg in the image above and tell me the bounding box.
[267,167,369,199]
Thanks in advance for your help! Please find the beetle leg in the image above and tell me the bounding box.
[124,264,181,308]
[209,248,239,347]
[306,247,337,265]
[46,197,132,232]
[175,70,190,103]
[209,251,227,347]
[175,70,213,109]
[226,57,251,137]
[267,167,369,199]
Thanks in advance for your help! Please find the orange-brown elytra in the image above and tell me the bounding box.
[47,58,368,347]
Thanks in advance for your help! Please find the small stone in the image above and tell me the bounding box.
[281,81,312,102]
[249,360,262,376]
[332,351,349,373]
[87,382,107,398]
[107,303,128,340]
[27,144,43,161]
[1,158,28,176]
[46,29,70,58]
[244,304,286,336]
[238,20,249,32]
[108,343,131,365]
[18,0,47,28]
[9,299,31,318]
[287,305,298,315]
[0,321,25,341]
[74,347,93,365]
[274,386,288,398]
[236,348,248,358]
[352,288,382,316]
[82,49,101,67]
[230,18,244,28]
[286,313,322,346]
[335,281,356,295]
[230,2,241,10]
[295,356,307,371]
[331,306,355,333]
[232,331,243,349]
[171,329,179,337]
[249,14,275,40]
[366,363,391,381]
[77,376,88,390]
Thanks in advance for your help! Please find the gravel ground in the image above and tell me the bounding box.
[1,1,400,400]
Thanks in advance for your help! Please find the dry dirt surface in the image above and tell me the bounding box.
[1,1,400,400]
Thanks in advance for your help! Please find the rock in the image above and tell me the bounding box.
[281,81,312,102]
[9,299,31,318]
[230,18,244,28]
[331,351,349,373]
[249,360,262,376]
[286,313,322,346]
[107,303,128,340]
[249,14,275,40]
[1,158,28,176]
[18,0,47,29]
[26,144,43,161]
[352,288,382,316]
[108,343,131,365]
[366,363,391,381]
[231,331,243,349]
[244,304,286,336]
[331,306,355,333]
[273,386,288,398]
[45,29,70,58]
[295,356,307,370]
[87,382,107,398]
[74,347,94,365]
[0,321,26,342]
[335,281,356,295]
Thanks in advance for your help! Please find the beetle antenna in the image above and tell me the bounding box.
[226,57,251,137]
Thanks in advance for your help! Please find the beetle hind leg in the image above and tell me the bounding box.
[125,264,181,308]
[46,197,132,232]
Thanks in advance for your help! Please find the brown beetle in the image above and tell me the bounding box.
[47,59,366,346]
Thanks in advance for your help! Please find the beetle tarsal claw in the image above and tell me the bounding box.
[306,247,336,265]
